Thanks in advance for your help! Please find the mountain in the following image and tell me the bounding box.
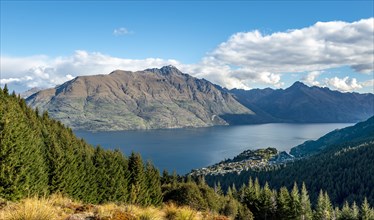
[205,116,374,206]
[26,66,252,131]
[226,81,374,124]
[290,116,374,157]
[20,87,43,99]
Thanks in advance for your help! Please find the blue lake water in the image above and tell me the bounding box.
[75,123,353,174]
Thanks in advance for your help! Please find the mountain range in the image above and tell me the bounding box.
[26,66,374,131]
[225,81,374,124]
[26,66,251,131]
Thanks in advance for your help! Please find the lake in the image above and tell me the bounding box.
[75,123,353,174]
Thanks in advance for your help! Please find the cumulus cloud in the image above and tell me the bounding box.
[113,27,133,36]
[0,50,181,91]
[302,71,322,86]
[178,18,373,89]
[209,18,373,74]
[324,76,363,92]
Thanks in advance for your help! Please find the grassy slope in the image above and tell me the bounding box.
[0,194,231,220]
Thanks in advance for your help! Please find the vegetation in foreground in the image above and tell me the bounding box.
[0,194,233,220]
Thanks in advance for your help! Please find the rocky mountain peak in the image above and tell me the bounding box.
[288,81,308,90]
[145,65,183,75]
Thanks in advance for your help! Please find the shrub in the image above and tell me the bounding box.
[0,197,58,220]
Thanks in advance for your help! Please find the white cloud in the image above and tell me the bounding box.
[180,18,373,89]
[1,18,373,92]
[302,71,322,86]
[0,50,182,91]
[210,18,373,74]
[113,27,133,36]
[324,76,363,92]
[362,79,374,88]
[0,78,21,84]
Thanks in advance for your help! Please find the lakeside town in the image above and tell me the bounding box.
[189,147,295,176]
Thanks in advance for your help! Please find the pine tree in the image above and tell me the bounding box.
[162,169,170,184]
[351,201,359,220]
[340,201,353,219]
[277,186,291,220]
[92,146,107,203]
[145,161,162,206]
[334,206,341,220]
[231,183,238,200]
[300,182,313,220]
[215,182,223,196]
[290,182,302,219]
[260,182,276,220]
[3,84,8,95]
[314,190,325,220]
[227,186,233,198]
[361,197,373,220]
[244,177,261,218]
[128,152,147,205]
[105,150,130,203]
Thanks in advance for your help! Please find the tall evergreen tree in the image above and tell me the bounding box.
[300,182,313,220]
[290,183,302,219]
[314,190,326,220]
[277,187,291,220]
[259,182,276,220]
[145,161,162,206]
[351,201,359,220]
[128,152,147,205]
[340,201,353,219]
[361,197,373,220]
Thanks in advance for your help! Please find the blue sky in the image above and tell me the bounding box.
[1,1,373,93]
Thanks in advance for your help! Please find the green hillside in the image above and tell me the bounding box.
[0,85,162,205]
[205,117,374,206]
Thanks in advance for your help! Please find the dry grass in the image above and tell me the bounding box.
[0,197,59,220]
[0,196,231,220]
[164,203,197,220]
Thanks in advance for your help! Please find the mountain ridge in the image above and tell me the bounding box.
[226,81,374,124]
[26,66,252,131]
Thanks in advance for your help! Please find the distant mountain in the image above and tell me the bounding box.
[290,116,374,157]
[20,87,43,99]
[26,66,252,131]
[226,82,374,124]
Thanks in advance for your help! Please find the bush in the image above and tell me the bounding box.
[163,183,208,210]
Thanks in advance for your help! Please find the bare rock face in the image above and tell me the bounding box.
[26,66,253,131]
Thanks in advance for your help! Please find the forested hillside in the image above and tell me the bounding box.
[290,116,374,157]
[0,85,162,205]
[205,138,374,207]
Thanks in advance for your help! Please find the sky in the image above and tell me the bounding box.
[1,1,373,93]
